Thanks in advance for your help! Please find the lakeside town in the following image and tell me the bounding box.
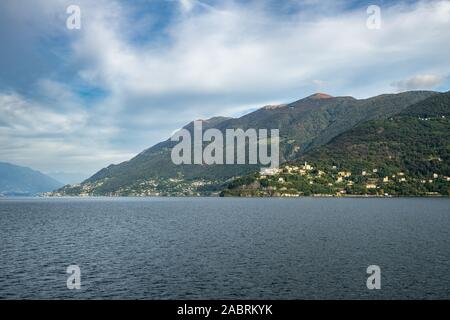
[221,162,450,197]
[49,161,450,198]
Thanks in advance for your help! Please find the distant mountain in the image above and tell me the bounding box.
[0,162,63,196]
[223,91,450,197]
[46,171,90,185]
[55,90,437,196]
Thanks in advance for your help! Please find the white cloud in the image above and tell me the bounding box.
[0,91,133,174]
[180,0,195,13]
[72,0,450,98]
[391,74,446,91]
[312,79,327,87]
[0,92,86,134]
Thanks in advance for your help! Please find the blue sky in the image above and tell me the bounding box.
[0,0,449,181]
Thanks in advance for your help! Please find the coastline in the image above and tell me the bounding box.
[28,194,450,199]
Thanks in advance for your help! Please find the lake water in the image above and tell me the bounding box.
[0,197,449,299]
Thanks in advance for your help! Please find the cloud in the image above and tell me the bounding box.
[312,79,327,87]
[71,0,450,98]
[0,91,133,175]
[0,92,86,135]
[391,74,446,91]
[180,0,195,13]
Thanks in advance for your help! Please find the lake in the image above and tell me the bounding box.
[0,197,449,299]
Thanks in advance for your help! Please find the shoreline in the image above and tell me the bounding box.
[2,194,448,199]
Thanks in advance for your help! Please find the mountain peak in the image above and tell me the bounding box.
[306,93,334,100]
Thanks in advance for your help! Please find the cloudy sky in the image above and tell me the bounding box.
[0,0,449,181]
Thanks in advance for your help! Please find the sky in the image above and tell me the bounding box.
[0,0,449,182]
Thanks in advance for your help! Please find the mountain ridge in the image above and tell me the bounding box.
[0,162,63,196]
[54,90,439,196]
[223,91,450,197]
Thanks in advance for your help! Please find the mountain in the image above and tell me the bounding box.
[55,90,437,196]
[46,171,90,185]
[0,162,63,196]
[302,90,450,176]
[222,91,450,197]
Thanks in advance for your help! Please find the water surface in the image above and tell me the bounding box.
[0,197,448,299]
